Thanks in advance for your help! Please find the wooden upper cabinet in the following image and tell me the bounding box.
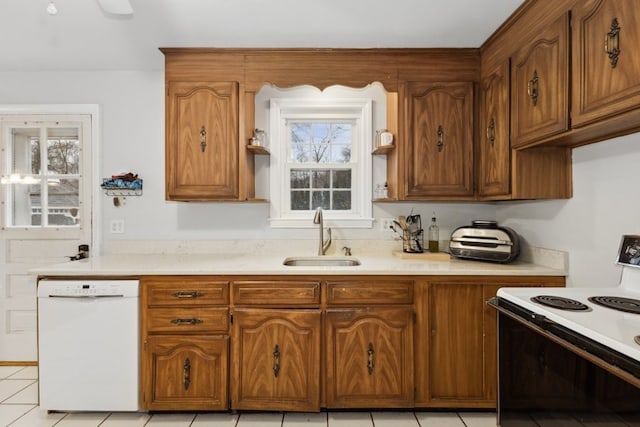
[511,13,570,148]
[478,60,510,198]
[165,81,239,201]
[403,82,474,199]
[572,0,640,127]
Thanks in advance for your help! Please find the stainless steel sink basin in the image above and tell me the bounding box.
[282,256,361,267]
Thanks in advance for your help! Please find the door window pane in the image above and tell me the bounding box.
[47,128,80,174]
[9,128,40,175]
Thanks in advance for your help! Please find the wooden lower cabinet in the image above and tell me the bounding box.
[143,335,229,411]
[231,308,321,411]
[325,307,414,408]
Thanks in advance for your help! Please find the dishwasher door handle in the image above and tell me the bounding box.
[47,294,125,299]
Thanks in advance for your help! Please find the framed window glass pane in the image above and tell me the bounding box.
[47,128,80,174]
[312,170,330,189]
[290,170,310,189]
[332,170,351,189]
[9,182,41,226]
[291,190,310,210]
[47,178,80,226]
[311,191,330,210]
[333,190,351,210]
[290,143,309,163]
[332,144,351,163]
[310,141,330,163]
[9,127,40,175]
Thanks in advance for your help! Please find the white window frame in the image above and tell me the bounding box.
[269,98,373,228]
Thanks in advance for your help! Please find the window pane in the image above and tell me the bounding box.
[290,143,309,163]
[48,179,80,226]
[333,170,351,189]
[332,144,351,163]
[47,128,80,174]
[9,182,40,226]
[290,170,310,189]
[291,191,310,210]
[9,127,40,175]
[333,190,351,210]
[311,191,330,210]
[312,170,330,189]
[290,122,352,165]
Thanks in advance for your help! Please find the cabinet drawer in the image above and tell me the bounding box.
[147,308,229,333]
[232,281,320,306]
[145,278,229,307]
[327,280,414,305]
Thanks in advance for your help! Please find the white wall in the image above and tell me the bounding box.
[0,71,495,252]
[497,133,640,288]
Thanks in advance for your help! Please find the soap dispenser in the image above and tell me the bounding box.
[428,212,439,253]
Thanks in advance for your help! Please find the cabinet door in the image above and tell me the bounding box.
[166,81,239,200]
[572,0,640,127]
[405,82,474,198]
[429,283,484,402]
[143,335,229,411]
[478,60,510,198]
[511,14,569,148]
[325,307,414,408]
[231,309,321,412]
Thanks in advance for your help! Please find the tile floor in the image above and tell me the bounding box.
[0,366,497,427]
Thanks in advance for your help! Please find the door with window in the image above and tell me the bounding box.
[0,115,92,361]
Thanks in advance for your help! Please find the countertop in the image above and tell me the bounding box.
[31,251,566,277]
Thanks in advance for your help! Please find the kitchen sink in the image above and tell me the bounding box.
[282,256,361,267]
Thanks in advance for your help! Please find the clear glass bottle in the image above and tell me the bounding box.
[428,212,439,253]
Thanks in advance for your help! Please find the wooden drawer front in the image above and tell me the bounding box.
[327,281,414,305]
[232,281,320,306]
[147,308,229,333]
[146,280,229,307]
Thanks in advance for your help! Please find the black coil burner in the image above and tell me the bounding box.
[588,296,640,314]
[530,295,591,311]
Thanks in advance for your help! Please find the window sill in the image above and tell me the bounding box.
[269,217,374,229]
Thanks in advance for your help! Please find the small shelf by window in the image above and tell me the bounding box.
[247,145,270,155]
[372,144,394,155]
[101,178,143,197]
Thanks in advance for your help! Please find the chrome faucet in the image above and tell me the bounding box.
[313,207,332,255]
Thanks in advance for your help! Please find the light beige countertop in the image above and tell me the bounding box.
[31,249,566,277]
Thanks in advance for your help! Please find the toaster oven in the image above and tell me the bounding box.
[449,220,520,263]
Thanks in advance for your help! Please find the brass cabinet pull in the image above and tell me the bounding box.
[273,344,281,378]
[183,358,191,390]
[605,18,621,68]
[487,118,496,146]
[200,126,207,152]
[170,318,203,325]
[436,125,444,152]
[171,291,204,299]
[367,343,374,375]
[527,70,539,106]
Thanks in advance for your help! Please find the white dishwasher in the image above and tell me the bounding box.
[37,279,139,411]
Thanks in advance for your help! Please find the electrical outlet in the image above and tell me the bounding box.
[110,219,125,234]
[380,217,396,232]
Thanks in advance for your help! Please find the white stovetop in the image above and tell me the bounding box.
[498,267,640,362]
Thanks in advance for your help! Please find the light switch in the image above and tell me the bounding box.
[110,219,125,234]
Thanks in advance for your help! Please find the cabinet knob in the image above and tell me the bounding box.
[487,118,496,146]
[273,344,281,378]
[367,342,375,374]
[183,358,191,390]
[170,318,203,325]
[605,18,621,68]
[527,70,539,106]
[171,291,204,299]
[436,125,444,152]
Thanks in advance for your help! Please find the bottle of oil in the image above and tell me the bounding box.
[428,212,439,253]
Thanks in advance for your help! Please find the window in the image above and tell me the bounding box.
[1,121,84,228]
[269,98,373,228]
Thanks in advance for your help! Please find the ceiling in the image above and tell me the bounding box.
[0,0,525,72]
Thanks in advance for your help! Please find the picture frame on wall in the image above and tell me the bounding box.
[616,235,640,267]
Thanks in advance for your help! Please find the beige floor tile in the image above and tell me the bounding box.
[458,411,498,427]
[100,412,152,426]
[54,411,110,426]
[0,380,35,402]
[284,411,327,426]
[3,382,38,405]
[0,404,35,426]
[327,412,373,427]
[6,406,65,427]
[7,367,38,380]
[237,412,284,426]
[192,412,240,426]
[415,412,465,426]
[371,411,419,426]
[0,367,22,380]
[145,412,196,426]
